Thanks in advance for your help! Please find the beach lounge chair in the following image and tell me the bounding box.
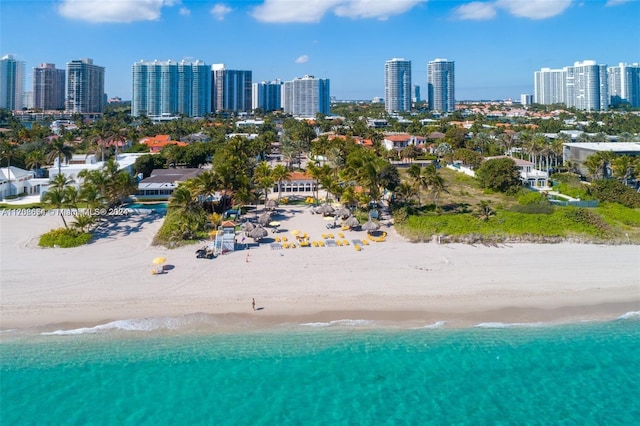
[328,233,334,239]
[341,225,350,231]
[343,240,349,246]
[338,232,344,238]
[355,245,361,251]
[275,236,281,242]
[336,240,343,246]
[283,242,289,249]
[319,241,325,247]
[312,241,319,247]
[282,236,288,242]
[362,239,369,246]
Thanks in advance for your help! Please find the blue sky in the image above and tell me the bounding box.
[2,0,639,101]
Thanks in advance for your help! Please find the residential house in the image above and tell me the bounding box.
[139,135,188,153]
[136,168,204,200]
[0,166,48,200]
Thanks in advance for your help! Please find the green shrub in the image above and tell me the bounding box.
[39,228,92,248]
[588,179,640,208]
[597,203,640,226]
[554,182,590,200]
[476,157,522,194]
[518,191,545,204]
[392,206,409,223]
[563,208,611,235]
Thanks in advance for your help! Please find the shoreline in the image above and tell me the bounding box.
[3,304,639,339]
[1,210,639,333]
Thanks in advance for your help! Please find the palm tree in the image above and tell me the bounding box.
[584,152,612,180]
[24,149,46,175]
[423,164,446,210]
[49,173,75,191]
[253,161,274,210]
[306,162,324,204]
[394,182,416,205]
[0,141,19,197]
[475,200,496,222]
[611,155,633,186]
[191,170,220,211]
[42,188,69,228]
[72,213,96,233]
[47,137,74,176]
[169,185,204,239]
[406,163,425,205]
[271,164,290,202]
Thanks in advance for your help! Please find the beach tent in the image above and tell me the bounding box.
[315,204,335,215]
[344,216,360,228]
[241,221,256,231]
[258,212,271,226]
[249,226,268,241]
[361,220,380,232]
[335,207,351,219]
[265,199,278,211]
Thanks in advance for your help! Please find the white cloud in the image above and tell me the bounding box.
[295,55,310,64]
[179,7,190,16]
[58,0,177,23]
[210,4,232,21]
[605,0,633,6]
[495,0,573,19]
[251,0,426,23]
[453,2,497,20]
[333,0,426,20]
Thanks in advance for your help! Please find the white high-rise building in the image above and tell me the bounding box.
[534,60,609,111]
[533,67,567,105]
[281,75,330,118]
[0,54,25,111]
[520,94,533,106]
[385,58,412,113]
[132,59,211,117]
[608,63,640,108]
[571,60,608,111]
[252,80,282,112]
[427,59,455,112]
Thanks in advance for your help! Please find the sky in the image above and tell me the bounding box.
[2,0,639,102]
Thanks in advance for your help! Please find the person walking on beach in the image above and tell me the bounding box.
[252,298,256,311]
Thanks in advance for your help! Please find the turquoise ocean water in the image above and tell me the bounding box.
[2,315,639,425]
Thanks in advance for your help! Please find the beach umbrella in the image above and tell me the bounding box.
[241,221,256,231]
[335,207,351,219]
[265,199,278,210]
[361,220,380,232]
[249,226,268,241]
[152,256,166,265]
[315,204,335,215]
[344,216,360,228]
[269,221,281,227]
[258,212,271,226]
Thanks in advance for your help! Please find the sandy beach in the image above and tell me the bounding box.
[1,205,639,331]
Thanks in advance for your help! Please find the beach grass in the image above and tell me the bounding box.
[395,206,640,243]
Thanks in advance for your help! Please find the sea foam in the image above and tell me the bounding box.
[299,319,376,328]
[475,321,547,329]
[617,311,640,320]
[414,321,446,329]
[41,315,210,336]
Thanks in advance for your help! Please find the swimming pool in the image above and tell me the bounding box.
[124,202,168,212]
